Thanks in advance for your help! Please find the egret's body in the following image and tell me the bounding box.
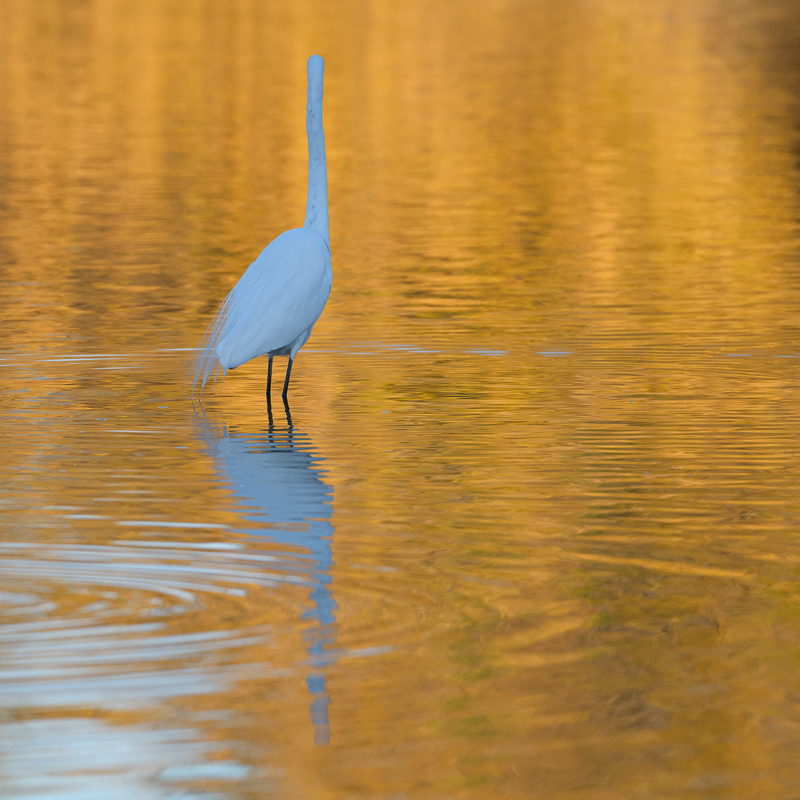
[192,55,331,398]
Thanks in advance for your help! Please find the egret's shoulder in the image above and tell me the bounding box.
[239,227,330,293]
[269,227,330,256]
[246,228,329,274]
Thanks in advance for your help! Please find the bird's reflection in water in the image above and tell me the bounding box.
[198,396,336,746]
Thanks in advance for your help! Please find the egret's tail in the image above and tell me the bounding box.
[189,295,232,397]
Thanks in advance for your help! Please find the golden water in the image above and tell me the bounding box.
[2,0,800,797]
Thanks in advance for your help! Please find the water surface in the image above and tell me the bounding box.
[2,1,800,797]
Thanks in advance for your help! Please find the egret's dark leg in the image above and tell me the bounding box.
[283,394,293,428]
[266,356,274,395]
[282,358,294,399]
[266,392,274,427]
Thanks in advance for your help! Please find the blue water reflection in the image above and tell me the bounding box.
[199,398,336,746]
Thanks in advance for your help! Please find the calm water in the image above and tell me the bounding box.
[2,1,800,797]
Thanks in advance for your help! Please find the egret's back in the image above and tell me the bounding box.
[192,228,331,391]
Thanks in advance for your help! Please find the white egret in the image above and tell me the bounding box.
[192,55,332,399]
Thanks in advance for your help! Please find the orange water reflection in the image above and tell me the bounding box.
[2,0,800,797]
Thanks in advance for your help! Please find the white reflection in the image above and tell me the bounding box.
[0,403,338,798]
[199,398,336,746]
[0,717,246,799]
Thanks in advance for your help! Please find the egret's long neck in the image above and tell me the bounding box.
[303,55,329,247]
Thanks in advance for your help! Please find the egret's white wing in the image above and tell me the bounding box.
[192,228,331,391]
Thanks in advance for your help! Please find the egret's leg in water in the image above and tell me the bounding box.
[283,395,293,428]
[266,392,274,427]
[266,356,274,396]
[282,358,294,399]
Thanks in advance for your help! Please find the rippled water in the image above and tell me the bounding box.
[2,0,800,797]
